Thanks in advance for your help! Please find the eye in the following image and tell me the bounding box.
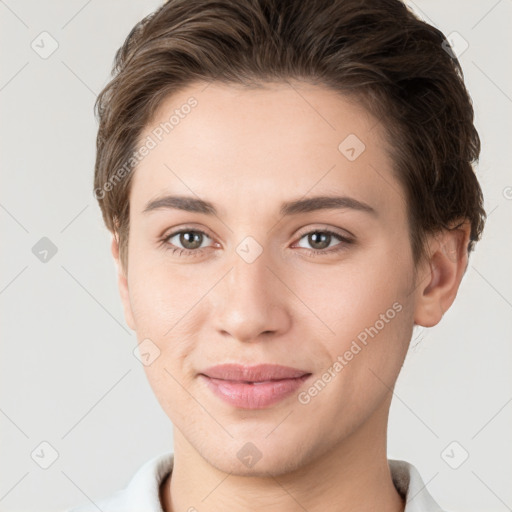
[294,229,354,255]
[161,228,214,256]
[160,227,354,257]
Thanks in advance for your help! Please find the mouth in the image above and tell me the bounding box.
[198,364,312,409]
[199,363,311,381]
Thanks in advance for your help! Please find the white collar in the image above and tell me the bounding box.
[68,452,446,511]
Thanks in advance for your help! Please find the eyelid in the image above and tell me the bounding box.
[162,224,354,245]
[161,224,215,241]
[162,226,216,249]
[161,224,355,257]
[294,224,355,241]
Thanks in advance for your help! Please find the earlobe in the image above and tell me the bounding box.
[111,235,136,331]
[413,220,471,328]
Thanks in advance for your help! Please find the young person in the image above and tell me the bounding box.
[68,0,486,510]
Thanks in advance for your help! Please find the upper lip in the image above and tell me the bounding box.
[200,364,311,382]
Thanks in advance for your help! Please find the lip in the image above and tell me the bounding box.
[200,363,310,381]
[199,364,312,409]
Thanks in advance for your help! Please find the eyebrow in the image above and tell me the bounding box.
[142,194,378,218]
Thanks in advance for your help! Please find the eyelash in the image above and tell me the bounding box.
[159,227,354,258]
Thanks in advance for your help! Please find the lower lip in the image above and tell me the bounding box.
[200,374,311,409]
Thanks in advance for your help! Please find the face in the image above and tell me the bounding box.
[116,81,426,476]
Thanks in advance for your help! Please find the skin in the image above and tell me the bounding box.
[111,81,470,512]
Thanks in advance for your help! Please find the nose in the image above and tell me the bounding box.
[211,245,290,343]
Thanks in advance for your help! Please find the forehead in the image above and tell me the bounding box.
[130,81,405,222]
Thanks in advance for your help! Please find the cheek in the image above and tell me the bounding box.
[305,247,411,335]
[316,251,414,393]
[141,360,199,432]
[127,258,198,335]
[300,298,414,437]
[127,259,207,377]
[128,264,201,423]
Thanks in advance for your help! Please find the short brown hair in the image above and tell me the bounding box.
[94,0,486,272]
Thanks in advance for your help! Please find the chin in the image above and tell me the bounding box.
[201,439,317,478]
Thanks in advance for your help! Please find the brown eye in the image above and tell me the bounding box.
[177,231,204,250]
[163,229,213,254]
[306,232,332,250]
[295,229,354,255]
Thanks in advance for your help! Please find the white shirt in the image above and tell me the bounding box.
[65,451,446,512]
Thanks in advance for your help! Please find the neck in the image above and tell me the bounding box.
[161,400,404,512]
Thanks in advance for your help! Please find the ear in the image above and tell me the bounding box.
[413,219,471,328]
[111,235,136,331]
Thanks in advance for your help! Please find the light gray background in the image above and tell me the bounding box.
[1,1,511,511]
